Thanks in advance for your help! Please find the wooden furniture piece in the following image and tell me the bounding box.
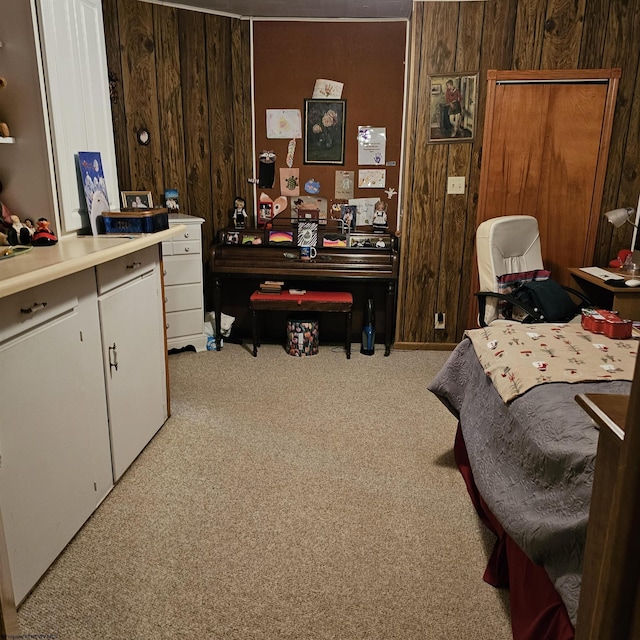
[0,230,178,616]
[162,214,207,351]
[209,236,399,356]
[568,267,640,321]
[249,290,353,358]
[574,355,640,637]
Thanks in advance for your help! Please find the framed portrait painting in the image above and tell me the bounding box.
[304,99,346,164]
[428,73,478,143]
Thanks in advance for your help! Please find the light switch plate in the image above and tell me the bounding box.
[447,176,465,194]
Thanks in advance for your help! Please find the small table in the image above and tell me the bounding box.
[568,268,640,320]
[249,290,353,358]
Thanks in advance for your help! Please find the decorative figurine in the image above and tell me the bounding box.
[32,217,58,246]
[257,150,276,188]
[232,197,248,229]
[7,214,31,245]
[372,200,388,233]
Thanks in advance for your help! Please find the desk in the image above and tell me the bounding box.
[568,267,640,320]
[208,239,399,355]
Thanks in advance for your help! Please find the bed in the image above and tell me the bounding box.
[428,322,636,639]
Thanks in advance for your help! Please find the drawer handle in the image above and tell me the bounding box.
[183,232,190,239]
[165,296,169,303]
[163,269,167,276]
[184,246,190,253]
[166,323,170,330]
[126,261,142,270]
[20,302,48,315]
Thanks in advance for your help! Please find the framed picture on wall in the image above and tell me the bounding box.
[304,99,346,164]
[427,73,478,143]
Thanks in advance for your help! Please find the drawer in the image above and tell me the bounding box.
[164,283,202,313]
[0,271,85,344]
[163,254,202,286]
[170,225,201,243]
[166,308,203,338]
[171,240,201,256]
[96,246,157,295]
[162,241,173,256]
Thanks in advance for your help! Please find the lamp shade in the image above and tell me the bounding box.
[604,207,635,228]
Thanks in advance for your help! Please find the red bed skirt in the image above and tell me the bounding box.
[454,426,575,640]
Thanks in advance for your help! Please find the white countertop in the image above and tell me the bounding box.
[0,226,184,299]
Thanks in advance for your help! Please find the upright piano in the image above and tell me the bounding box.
[208,234,399,355]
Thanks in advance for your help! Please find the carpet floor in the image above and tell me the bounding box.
[17,342,511,639]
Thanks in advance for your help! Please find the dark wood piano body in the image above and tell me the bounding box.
[207,237,399,355]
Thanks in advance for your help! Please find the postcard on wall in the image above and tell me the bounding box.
[357,127,386,166]
[280,168,300,196]
[291,196,328,224]
[312,79,344,99]
[266,109,302,139]
[349,197,379,226]
[77,151,110,235]
[358,169,386,189]
[335,171,355,199]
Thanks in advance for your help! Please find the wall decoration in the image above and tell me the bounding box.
[340,204,357,232]
[427,72,478,143]
[304,178,320,194]
[241,232,263,245]
[258,150,276,188]
[312,79,344,99]
[121,190,153,209]
[297,221,318,247]
[304,99,346,165]
[291,196,327,224]
[322,233,347,247]
[266,109,302,139]
[349,197,379,226]
[280,168,300,196]
[335,171,354,199]
[358,169,386,189]
[357,126,386,165]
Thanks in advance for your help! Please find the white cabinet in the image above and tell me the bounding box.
[162,215,207,351]
[0,269,113,604]
[97,246,168,481]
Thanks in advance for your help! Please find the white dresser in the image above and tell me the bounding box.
[163,214,207,351]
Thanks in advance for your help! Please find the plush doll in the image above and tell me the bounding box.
[32,217,58,246]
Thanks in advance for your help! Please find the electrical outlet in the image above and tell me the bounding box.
[435,312,446,330]
[447,176,465,194]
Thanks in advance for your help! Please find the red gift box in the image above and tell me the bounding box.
[581,308,633,339]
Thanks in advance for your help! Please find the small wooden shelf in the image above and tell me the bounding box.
[0,137,15,144]
[575,393,628,440]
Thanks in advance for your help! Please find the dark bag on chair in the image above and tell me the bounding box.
[511,279,579,322]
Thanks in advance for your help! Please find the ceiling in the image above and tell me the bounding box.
[145,0,415,19]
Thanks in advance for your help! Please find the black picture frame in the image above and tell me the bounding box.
[304,99,346,165]
[427,73,478,143]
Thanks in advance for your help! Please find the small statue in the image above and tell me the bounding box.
[372,200,388,233]
[32,217,58,246]
[7,214,32,245]
[232,197,248,229]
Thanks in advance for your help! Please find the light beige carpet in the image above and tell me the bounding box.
[17,343,511,639]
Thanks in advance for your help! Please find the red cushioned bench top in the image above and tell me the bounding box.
[250,290,353,304]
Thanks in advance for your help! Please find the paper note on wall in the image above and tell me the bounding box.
[358,169,386,189]
[357,127,386,166]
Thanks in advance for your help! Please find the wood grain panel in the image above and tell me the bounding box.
[117,0,163,201]
[206,14,236,246]
[231,19,253,222]
[540,0,586,69]
[512,0,546,70]
[102,0,130,189]
[578,0,609,68]
[178,11,212,236]
[153,5,187,213]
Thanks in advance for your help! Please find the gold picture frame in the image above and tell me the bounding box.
[121,190,153,209]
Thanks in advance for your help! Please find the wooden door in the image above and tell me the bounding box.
[475,70,619,289]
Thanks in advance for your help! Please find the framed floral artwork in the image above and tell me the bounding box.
[304,99,346,164]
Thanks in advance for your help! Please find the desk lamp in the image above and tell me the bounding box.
[604,194,640,266]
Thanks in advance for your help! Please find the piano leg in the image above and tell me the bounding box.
[346,309,352,359]
[251,309,259,357]
[385,280,395,356]
[214,277,223,350]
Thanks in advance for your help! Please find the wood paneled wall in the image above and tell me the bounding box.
[396,0,640,346]
[102,0,252,252]
[103,0,640,345]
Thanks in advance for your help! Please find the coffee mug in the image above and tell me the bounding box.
[300,246,317,261]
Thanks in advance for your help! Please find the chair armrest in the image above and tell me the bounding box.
[475,291,543,327]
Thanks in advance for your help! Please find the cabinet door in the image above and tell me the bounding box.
[0,269,112,604]
[99,269,167,481]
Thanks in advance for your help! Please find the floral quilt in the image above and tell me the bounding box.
[464,323,637,402]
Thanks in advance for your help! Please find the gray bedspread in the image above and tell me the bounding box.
[428,337,631,625]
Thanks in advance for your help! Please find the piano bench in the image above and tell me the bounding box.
[249,290,353,358]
